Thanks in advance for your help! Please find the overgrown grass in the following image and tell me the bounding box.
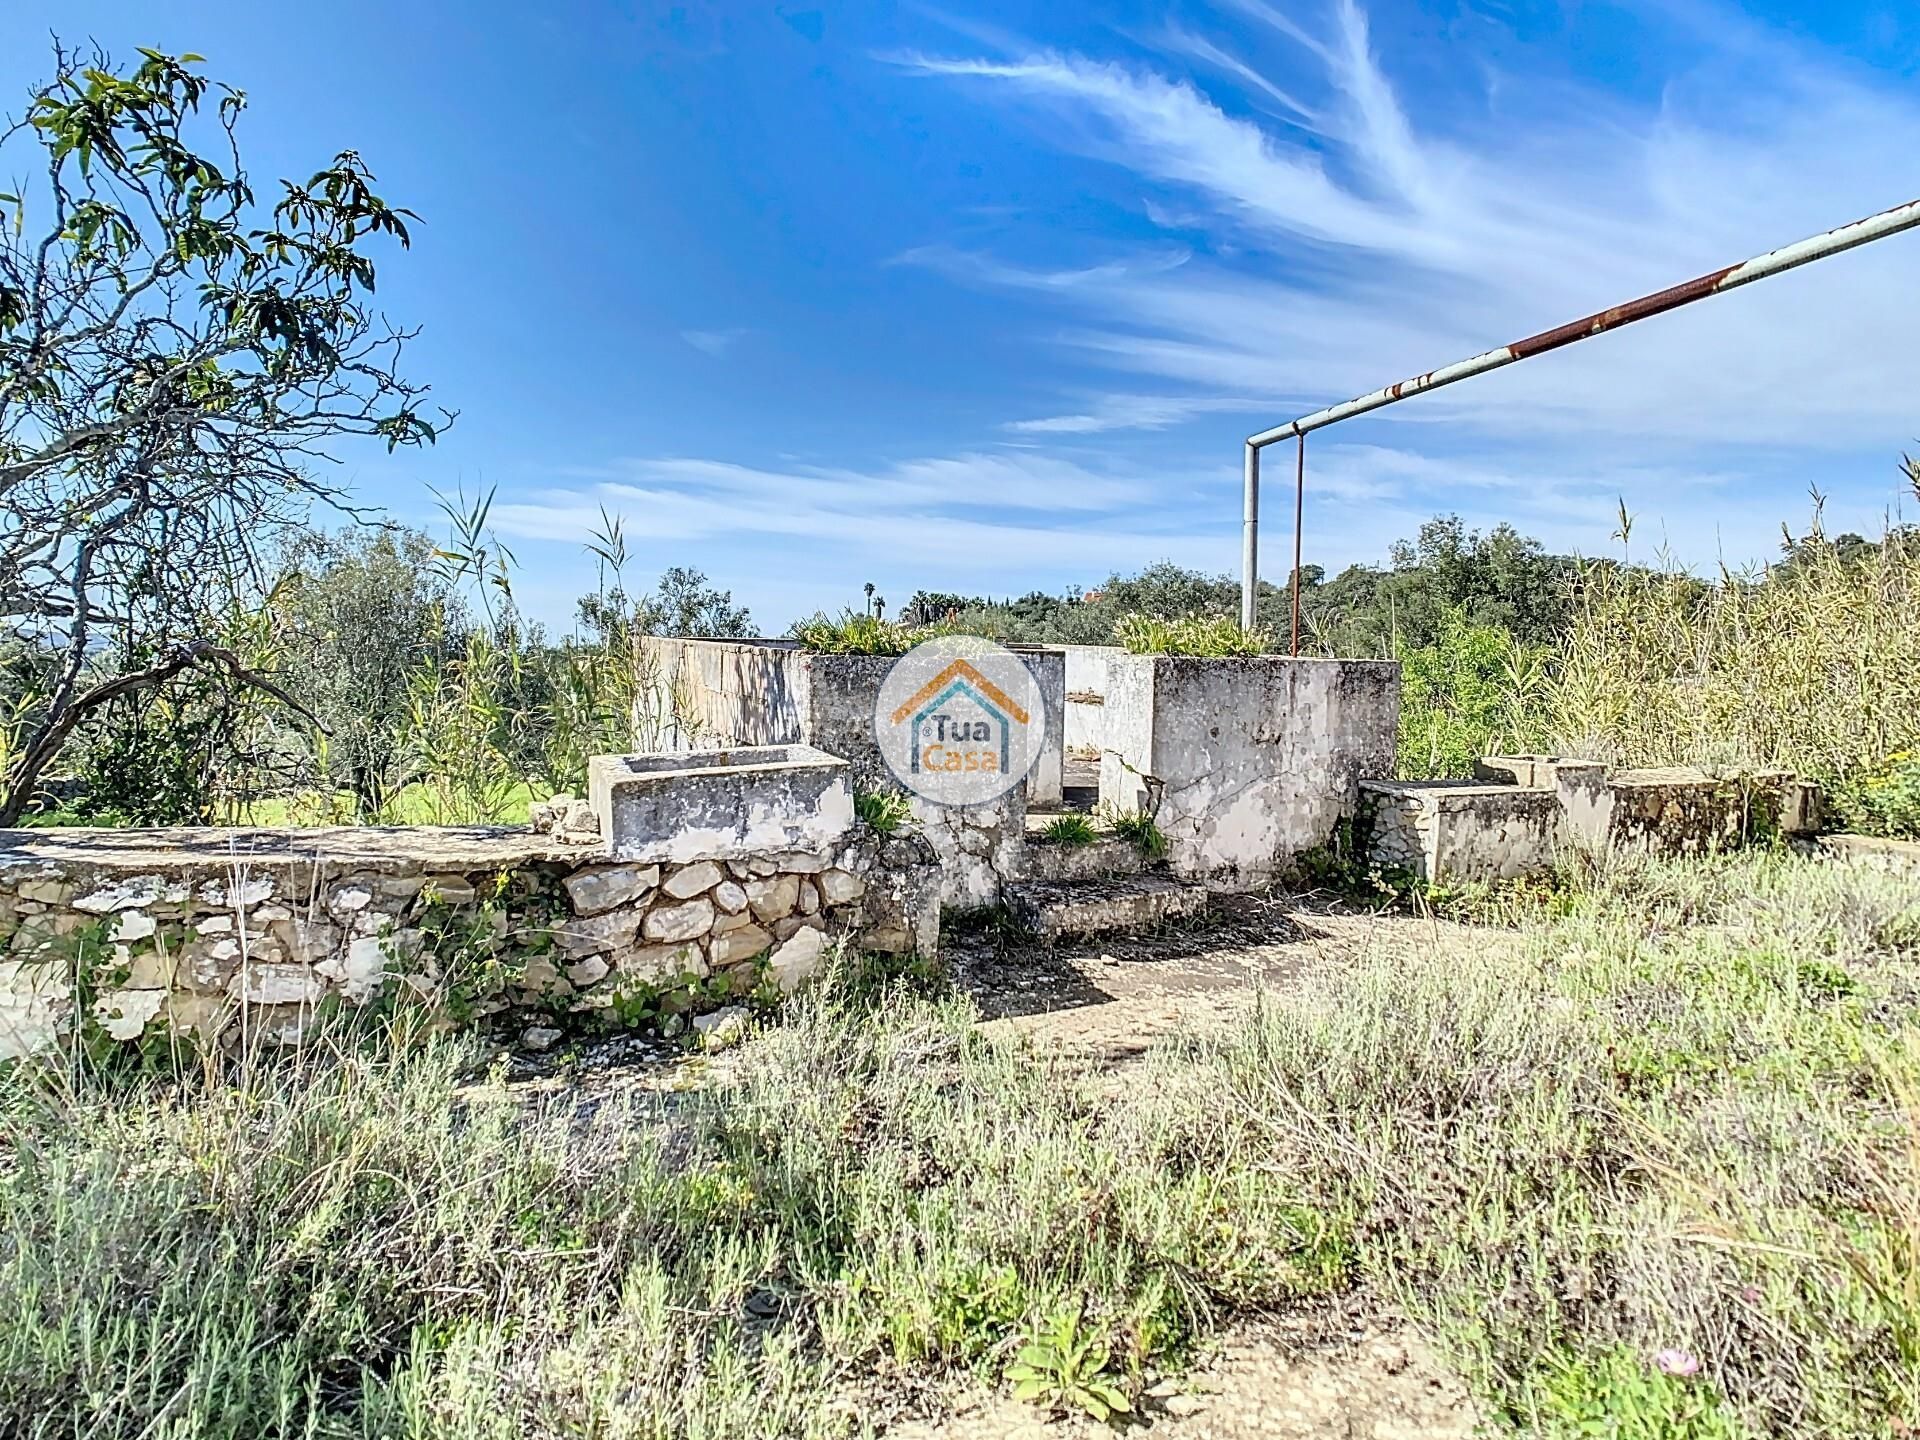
[1038,813,1097,847]
[1100,804,1169,861]
[3,853,1915,1436]
[1213,849,1920,1436]
[1549,528,1920,789]
[1115,612,1269,657]
[0,965,1340,1437]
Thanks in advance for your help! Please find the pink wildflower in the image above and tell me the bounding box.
[1655,1349,1701,1378]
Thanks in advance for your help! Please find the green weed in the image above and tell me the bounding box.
[1039,812,1097,847]
[854,788,913,834]
[1115,611,1268,657]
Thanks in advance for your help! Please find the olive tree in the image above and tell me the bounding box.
[0,45,443,823]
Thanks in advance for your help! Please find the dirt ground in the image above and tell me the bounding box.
[510,889,1488,1438]
[951,889,1467,1064]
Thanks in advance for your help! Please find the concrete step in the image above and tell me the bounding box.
[1024,828,1151,883]
[1004,874,1210,941]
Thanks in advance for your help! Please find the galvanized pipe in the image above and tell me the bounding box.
[1239,195,1920,626]
[1240,441,1260,629]
[1291,433,1305,657]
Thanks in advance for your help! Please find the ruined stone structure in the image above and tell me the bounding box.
[0,752,940,1062]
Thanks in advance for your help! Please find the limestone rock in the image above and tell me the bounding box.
[744,874,799,923]
[711,879,748,914]
[796,879,821,915]
[0,958,72,1061]
[93,987,168,1041]
[126,947,177,990]
[328,883,373,915]
[202,877,274,909]
[195,914,234,935]
[708,924,773,967]
[817,869,863,906]
[768,926,828,995]
[315,936,387,1003]
[644,897,715,943]
[113,910,157,943]
[772,914,824,943]
[565,954,610,988]
[662,861,724,900]
[711,908,756,937]
[228,963,323,1006]
[522,1024,563,1052]
[776,851,827,875]
[559,799,601,841]
[558,907,644,956]
[562,864,659,915]
[17,878,70,905]
[613,941,706,984]
[422,875,478,905]
[73,876,166,915]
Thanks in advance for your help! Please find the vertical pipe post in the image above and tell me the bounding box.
[1240,441,1260,630]
[1290,433,1305,657]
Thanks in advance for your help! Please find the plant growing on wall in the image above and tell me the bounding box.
[0,44,445,824]
[1115,612,1269,657]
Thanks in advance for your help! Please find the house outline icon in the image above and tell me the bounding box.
[888,658,1033,777]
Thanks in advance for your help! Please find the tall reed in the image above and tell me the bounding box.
[1549,518,1920,781]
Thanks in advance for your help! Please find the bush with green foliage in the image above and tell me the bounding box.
[1396,607,1550,780]
[789,611,927,656]
[1829,750,1920,840]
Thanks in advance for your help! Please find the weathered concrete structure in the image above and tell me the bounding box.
[639,637,1064,904]
[1360,756,1823,884]
[0,748,941,1062]
[1099,655,1402,885]
[590,743,852,865]
[1059,644,1121,755]
[640,637,1067,806]
[1359,780,1563,882]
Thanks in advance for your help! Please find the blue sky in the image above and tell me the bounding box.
[5,1,1918,632]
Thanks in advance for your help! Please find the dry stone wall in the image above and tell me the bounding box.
[0,823,938,1063]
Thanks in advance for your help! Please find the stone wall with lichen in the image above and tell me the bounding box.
[0,823,939,1063]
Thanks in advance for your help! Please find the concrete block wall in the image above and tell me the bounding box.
[1364,755,1825,884]
[1358,781,1562,883]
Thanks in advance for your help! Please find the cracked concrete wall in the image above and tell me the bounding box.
[1100,656,1401,886]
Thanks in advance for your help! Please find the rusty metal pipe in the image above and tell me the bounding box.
[1238,195,1920,625]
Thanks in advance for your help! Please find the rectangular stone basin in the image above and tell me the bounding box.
[589,744,853,865]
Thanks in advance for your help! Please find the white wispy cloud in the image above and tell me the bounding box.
[898,0,1920,491]
[680,327,750,357]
